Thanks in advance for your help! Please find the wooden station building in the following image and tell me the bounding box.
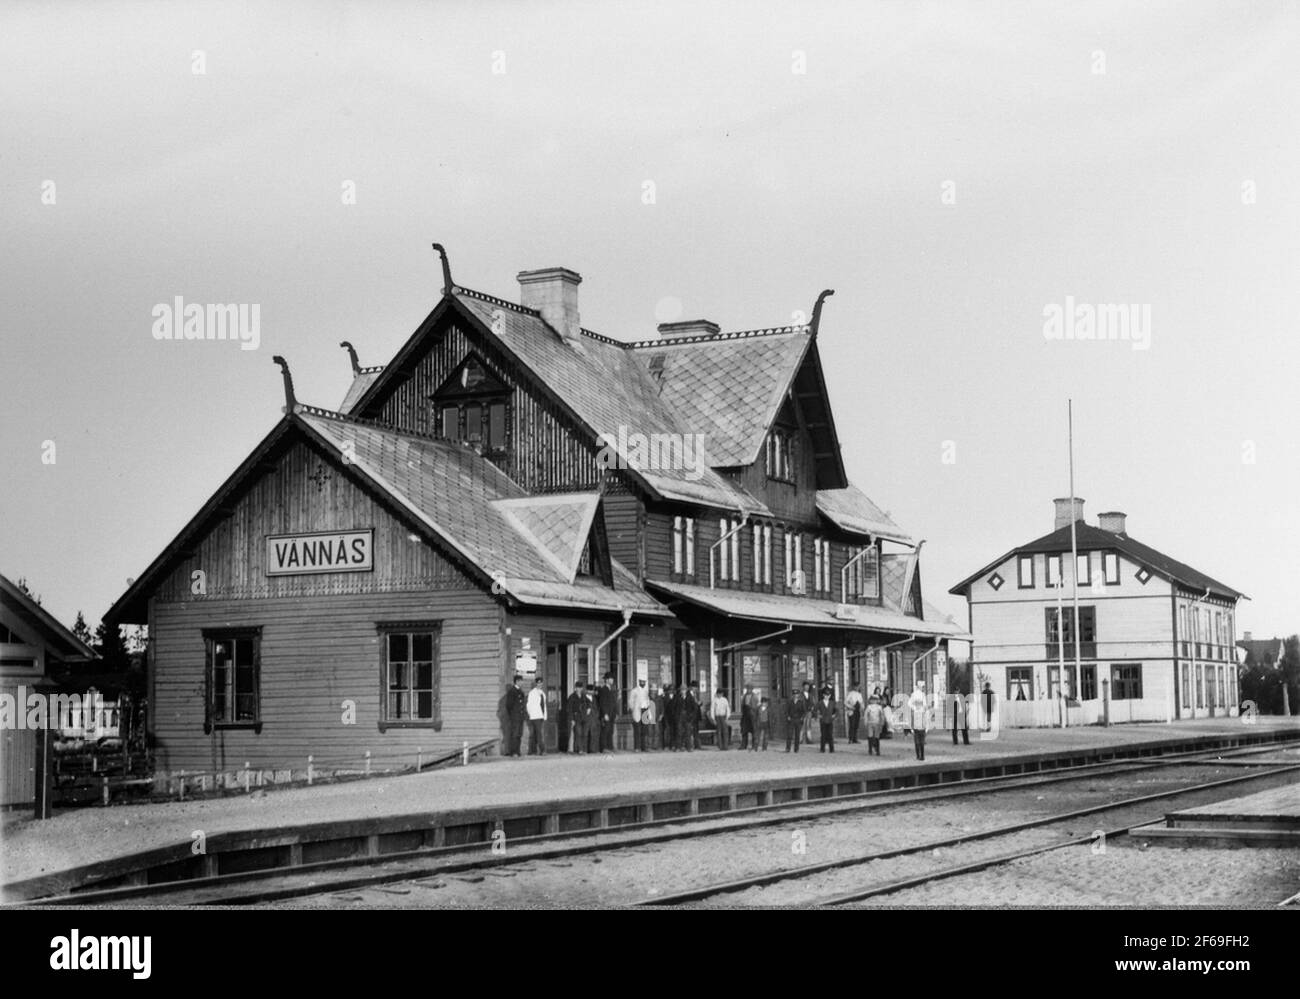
[108,248,965,778]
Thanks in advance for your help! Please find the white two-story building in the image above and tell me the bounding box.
[950,499,1244,727]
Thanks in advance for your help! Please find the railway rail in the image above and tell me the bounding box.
[19,740,1297,908]
[639,758,1300,907]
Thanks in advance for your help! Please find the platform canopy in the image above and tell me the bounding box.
[646,580,969,640]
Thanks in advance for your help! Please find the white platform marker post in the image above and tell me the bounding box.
[307,755,314,785]
[416,747,422,771]
[365,750,371,776]
[462,741,469,766]
[243,762,250,792]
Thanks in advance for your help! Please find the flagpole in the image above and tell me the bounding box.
[1068,399,1081,729]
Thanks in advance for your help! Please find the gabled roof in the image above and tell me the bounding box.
[491,493,600,582]
[627,328,811,467]
[449,291,770,513]
[1236,637,1283,665]
[0,573,97,662]
[817,485,913,543]
[347,285,868,515]
[107,405,668,624]
[949,521,1245,601]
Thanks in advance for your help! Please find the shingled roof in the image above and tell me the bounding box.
[339,367,384,412]
[450,291,770,513]
[949,521,1245,601]
[626,327,811,467]
[108,405,668,624]
[817,484,912,543]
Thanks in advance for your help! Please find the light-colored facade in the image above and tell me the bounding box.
[951,500,1242,727]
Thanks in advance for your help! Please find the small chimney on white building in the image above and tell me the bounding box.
[518,267,582,343]
[1098,511,1128,535]
[1053,497,1085,531]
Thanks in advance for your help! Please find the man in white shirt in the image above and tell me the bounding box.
[526,677,548,756]
[907,682,930,761]
[628,677,653,752]
[711,690,732,750]
[844,683,865,743]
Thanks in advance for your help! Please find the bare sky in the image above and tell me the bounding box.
[3,1,1297,640]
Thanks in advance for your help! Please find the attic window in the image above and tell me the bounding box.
[578,538,593,576]
[766,428,794,482]
[432,356,509,453]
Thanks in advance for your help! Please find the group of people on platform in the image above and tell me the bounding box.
[503,672,992,762]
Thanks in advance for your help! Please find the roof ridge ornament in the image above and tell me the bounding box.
[431,242,454,295]
[339,340,361,376]
[272,355,297,413]
[810,289,835,341]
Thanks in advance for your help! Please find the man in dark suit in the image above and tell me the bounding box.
[505,674,526,756]
[679,682,701,751]
[597,673,618,753]
[662,684,678,751]
[785,685,807,753]
[567,681,593,754]
[817,683,837,753]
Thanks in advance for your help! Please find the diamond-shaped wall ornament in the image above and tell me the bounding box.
[988,572,1004,591]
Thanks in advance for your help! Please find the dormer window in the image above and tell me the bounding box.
[432,356,509,454]
[845,544,880,602]
[765,427,795,482]
[577,538,593,576]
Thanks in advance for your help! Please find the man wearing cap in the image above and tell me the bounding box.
[661,684,677,751]
[566,681,590,754]
[525,676,548,755]
[505,674,526,757]
[597,673,618,753]
[816,682,837,753]
[629,677,653,751]
[739,684,755,750]
[679,682,701,751]
[785,684,808,753]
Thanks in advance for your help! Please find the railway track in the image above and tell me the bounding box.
[638,760,1300,907]
[24,741,1297,907]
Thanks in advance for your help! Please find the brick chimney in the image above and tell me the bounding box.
[518,267,582,342]
[1098,511,1127,535]
[657,319,721,340]
[1243,631,1252,641]
[1053,497,1085,531]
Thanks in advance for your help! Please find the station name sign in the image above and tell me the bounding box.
[266,530,374,576]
